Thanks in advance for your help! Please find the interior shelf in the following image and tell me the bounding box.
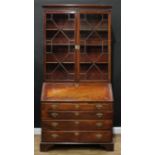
[46,42,108,46]
[46,17,108,31]
[46,40,75,45]
[46,62,75,64]
[46,40,108,46]
[45,61,108,64]
[46,28,108,31]
[46,21,74,31]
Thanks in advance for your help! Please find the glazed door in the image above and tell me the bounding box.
[79,13,111,81]
[44,11,111,82]
[44,12,76,81]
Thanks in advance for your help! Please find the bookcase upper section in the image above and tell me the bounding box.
[43,4,112,82]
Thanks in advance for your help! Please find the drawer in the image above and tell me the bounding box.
[42,131,112,143]
[42,111,112,120]
[42,103,112,111]
[42,120,112,130]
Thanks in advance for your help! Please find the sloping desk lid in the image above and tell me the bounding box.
[41,82,113,102]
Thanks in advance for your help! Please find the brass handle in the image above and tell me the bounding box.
[75,104,80,109]
[75,121,79,125]
[51,122,58,127]
[96,104,103,109]
[50,112,59,118]
[51,134,59,138]
[74,132,79,136]
[96,134,103,139]
[75,45,80,50]
[96,122,103,127]
[96,113,103,118]
[74,112,79,116]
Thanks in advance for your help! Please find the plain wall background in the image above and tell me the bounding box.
[34,0,121,127]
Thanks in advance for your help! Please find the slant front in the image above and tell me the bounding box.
[41,83,113,102]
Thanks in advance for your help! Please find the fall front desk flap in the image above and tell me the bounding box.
[41,82,113,102]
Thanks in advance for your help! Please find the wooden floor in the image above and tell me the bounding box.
[35,135,121,155]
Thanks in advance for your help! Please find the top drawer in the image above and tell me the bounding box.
[42,103,112,111]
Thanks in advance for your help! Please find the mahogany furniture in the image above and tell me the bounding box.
[40,4,114,151]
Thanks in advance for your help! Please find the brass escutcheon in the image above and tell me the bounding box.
[74,112,79,116]
[51,112,58,118]
[96,134,103,139]
[74,132,79,136]
[51,122,58,127]
[75,104,80,109]
[75,121,79,125]
[75,45,80,50]
[51,104,58,109]
[51,134,59,138]
[96,122,103,127]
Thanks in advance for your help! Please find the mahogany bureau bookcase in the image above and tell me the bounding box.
[40,4,114,151]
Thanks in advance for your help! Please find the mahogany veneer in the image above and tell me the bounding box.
[41,83,113,101]
[40,4,114,151]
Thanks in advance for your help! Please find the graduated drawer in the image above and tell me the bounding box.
[42,111,112,120]
[42,102,112,111]
[42,120,112,130]
[42,131,112,143]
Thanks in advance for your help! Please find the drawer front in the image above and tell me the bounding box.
[42,131,112,143]
[42,103,112,111]
[42,120,112,130]
[42,111,112,120]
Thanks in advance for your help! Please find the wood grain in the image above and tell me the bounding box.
[41,82,113,102]
[41,102,113,111]
[42,111,113,120]
[40,5,114,152]
[42,120,112,130]
[43,6,112,82]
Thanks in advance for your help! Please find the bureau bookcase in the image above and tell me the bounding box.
[40,4,114,151]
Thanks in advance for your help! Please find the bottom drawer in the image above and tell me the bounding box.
[42,131,112,143]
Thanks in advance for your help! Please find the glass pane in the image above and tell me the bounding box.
[45,13,75,81]
[80,14,108,81]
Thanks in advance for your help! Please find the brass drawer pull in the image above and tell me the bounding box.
[51,134,59,138]
[96,104,103,109]
[51,122,58,127]
[50,112,59,118]
[74,132,79,136]
[74,112,79,116]
[96,134,103,139]
[75,121,79,125]
[96,113,103,118]
[75,104,80,109]
[96,122,103,127]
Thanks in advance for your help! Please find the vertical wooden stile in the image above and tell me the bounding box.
[75,13,80,82]
[108,13,112,82]
[43,11,47,81]
[102,14,104,80]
